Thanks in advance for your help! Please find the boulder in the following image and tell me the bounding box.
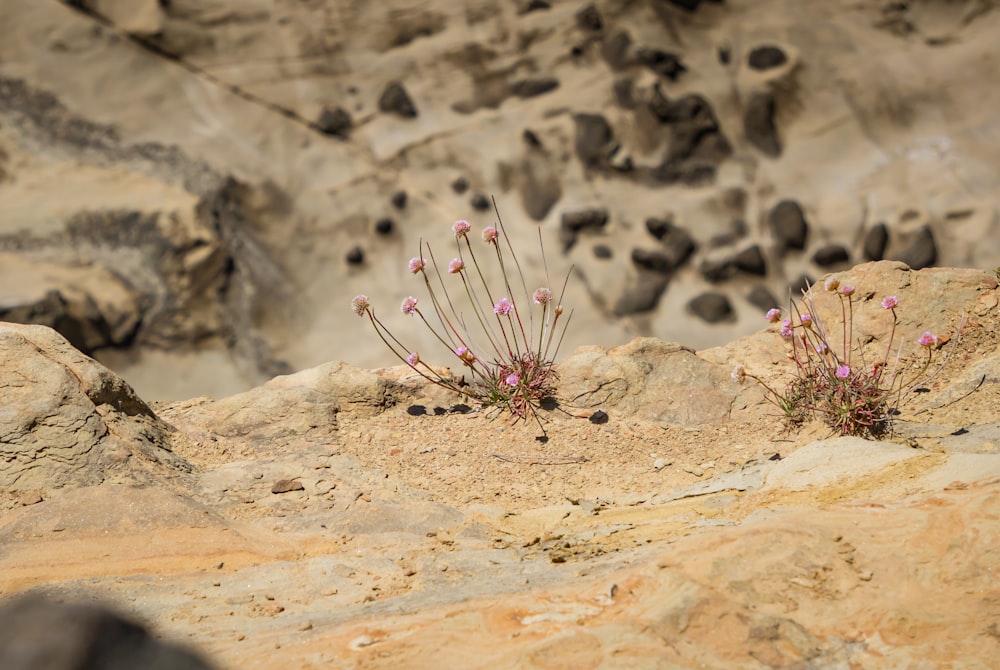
[0,323,186,492]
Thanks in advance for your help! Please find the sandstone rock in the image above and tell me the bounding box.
[0,595,215,670]
[743,90,782,156]
[511,77,560,99]
[645,218,696,268]
[768,199,810,250]
[0,323,186,492]
[559,338,736,424]
[614,275,671,315]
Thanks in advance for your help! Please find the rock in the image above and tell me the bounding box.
[519,0,551,13]
[812,243,850,267]
[654,94,732,184]
[788,273,814,296]
[271,479,305,494]
[645,218,696,268]
[378,82,418,118]
[470,193,491,211]
[346,246,365,265]
[512,77,560,99]
[864,223,890,261]
[612,78,637,109]
[522,129,542,147]
[390,190,407,209]
[687,292,735,323]
[747,45,788,70]
[593,244,613,259]
[559,338,736,423]
[768,199,810,250]
[746,285,781,312]
[560,208,609,249]
[0,323,186,491]
[733,244,768,276]
[575,4,603,31]
[699,258,735,283]
[631,249,677,275]
[315,106,352,138]
[573,113,615,167]
[636,48,687,81]
[518,147,563,221]
[896,225,938,269]
[374,218,394,235]
[659,0,703,10]
[451,176,470,194]
[614,274,671,315]
[0,595,216,670]
[718,45,732,64]
[601,30,633,70]
[744,90,782,156]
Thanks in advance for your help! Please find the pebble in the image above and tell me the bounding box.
[653,458,671,471]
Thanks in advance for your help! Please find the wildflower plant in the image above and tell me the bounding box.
[732,276,958,438]
[351,204,573,433]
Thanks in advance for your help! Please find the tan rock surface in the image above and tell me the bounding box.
[2,264,999,667]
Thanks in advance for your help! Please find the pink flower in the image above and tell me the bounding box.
[505,373,520,386]
[351,295,369,316]
[482,226,498,243]
[533,288,552,305]
[408,257,426,274]
[824,277,840,292]
[494,297,513,316]
[881,296,898,310]
[780,319,793,339]
[448,258,465,274]
[407,352,420,367]
[455,346,476,365]
[918,331,938,348]
[815,341,828,355]
[452,220,471,237]
[400,296,418,315]
[836,364,851,379]
[765,308,781,323]
[840,285,855,297]
[800,314,813,328]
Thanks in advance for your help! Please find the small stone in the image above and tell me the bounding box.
[378,81,418,118]
[589,410,609,424]
[573,113,614,166]
[636,48,687,81]
[451,176,469,194]
[374,218,394,235]
[593,244,613,259]
[602,30,632,70]
[747,45,787,71]
[812,243,850,267]
[733,244,767,276]
[271,479,305,494]
[512,77,560,99]
[896,225,937,270]
[688,292,735,324]
[863,223,889,261]
[470,193,491,211]
[768,199,809,250]
[575,3,603,31]
[744,90,781,157]
[653,458,671,471]
[390,190,407,209]
[746,285,780,312]
[682,464,704,477]
[315,106,353,138]
[346,246,365,266]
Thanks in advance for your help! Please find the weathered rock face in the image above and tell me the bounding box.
[1,0,999,404]
[0,323,187,494]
